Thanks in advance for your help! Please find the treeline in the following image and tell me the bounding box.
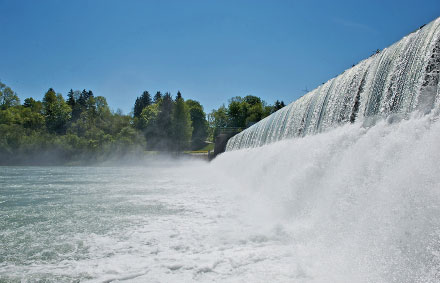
[133,92,286,146]
[0,83,144,164]
[0,80,285,164]
[208,95,285,130]
[132,91,207,151]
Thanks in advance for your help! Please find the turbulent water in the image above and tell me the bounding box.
[2,17,440,283]
[1,113,440,282]
[227,17,440,151]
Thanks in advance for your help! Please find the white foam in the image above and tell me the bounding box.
[1,115,440,282]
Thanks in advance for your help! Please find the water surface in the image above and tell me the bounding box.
[2,116,440,282]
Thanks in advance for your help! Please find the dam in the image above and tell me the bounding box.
[226,17,440,151]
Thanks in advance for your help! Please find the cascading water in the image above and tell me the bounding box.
[226,17,440,151]
[210,16,440,282]
[2,17,440,283]
[212,114,440,282]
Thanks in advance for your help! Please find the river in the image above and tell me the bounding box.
[1,115,440,282]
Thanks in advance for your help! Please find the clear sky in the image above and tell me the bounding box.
[1,0,439,114]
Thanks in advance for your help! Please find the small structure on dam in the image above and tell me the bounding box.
[226,17,440,151]
[210,127,242,159]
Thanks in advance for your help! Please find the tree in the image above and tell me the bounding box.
[139,103,160,147]
[224,95,271,127]
[139,104,159,129]
[69,90,82,121]
[272,100,286,113]
[94,96,112,132]
[42,88,71,134]
[78,89,88,109]
[154,92,174,150]
[67,89,75,109]
[186,99,208,149]
[68,89,96,124]
[115,126,145,150]
[154,91,162,103]
[246,102,264,126]
[173,93,192,151]
[133,91,152,118]
[243,95,261,106]
[0,85,153,164]
[20,106,45,130]
[85,90,96,116]
[208,105,228,141]
[176,91,182,100]
[207,95,280,141]
[209,105,228,128]
[95,96,111,118]
[23,97,43,113]
[227,97,246,127]
[0,81,20,110]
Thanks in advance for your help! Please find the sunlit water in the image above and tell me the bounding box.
[2,115,440,282]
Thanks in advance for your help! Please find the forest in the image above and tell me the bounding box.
[0,81,285,164]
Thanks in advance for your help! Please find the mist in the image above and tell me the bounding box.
[208,113,440,282]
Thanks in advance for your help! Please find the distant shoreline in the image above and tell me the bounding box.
[0,151,210,167]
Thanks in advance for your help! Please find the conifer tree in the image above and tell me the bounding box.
[155,92,174,150]
[67,89,75,108]
[154,91,162,103]
[134,91,152,118]
[272,100,286,113]
[173,93,192,151]
[70,90,82,121]
[78,89,88,109]
[176,91,182,100]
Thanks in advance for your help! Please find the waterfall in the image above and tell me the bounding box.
[226,17,440,151]
[212,113,440,282]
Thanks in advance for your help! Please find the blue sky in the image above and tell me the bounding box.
[0,0,439,114]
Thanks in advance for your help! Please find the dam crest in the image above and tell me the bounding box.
[226,17,440,151]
